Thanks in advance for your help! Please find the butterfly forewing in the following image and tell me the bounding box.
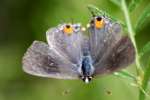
[22,41,79,79]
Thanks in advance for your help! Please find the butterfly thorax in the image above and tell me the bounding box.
[80,55,94,83]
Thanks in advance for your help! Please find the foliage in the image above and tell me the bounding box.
[129,0,142,12]
[135,4,150,33]
[139,41,150,58]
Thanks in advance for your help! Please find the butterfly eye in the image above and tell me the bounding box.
[63,24,73,35]
[95,17,105,29]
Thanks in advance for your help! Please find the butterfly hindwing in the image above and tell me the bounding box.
[88,16,135,75]
[94,36,135,75]
[46,24,84,64]
[88,16,122,64]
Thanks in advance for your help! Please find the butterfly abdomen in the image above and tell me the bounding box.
[80,55,94,83]
[81,55,95,76]
[81,56,92,76]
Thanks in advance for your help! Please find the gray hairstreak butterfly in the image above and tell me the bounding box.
[22,15,135,83]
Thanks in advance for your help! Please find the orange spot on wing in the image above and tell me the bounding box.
[95,17,105,29]
[63,25,73,35]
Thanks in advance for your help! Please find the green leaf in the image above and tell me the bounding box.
[135,4,150,33]
[114,70,136,81]
[129,0,142,12]
[139,41,150,57]
[87,5,126,27]
[139,58,150,100]
[109,0,121,8]
[87,5,117,21]
[87,4,127,34]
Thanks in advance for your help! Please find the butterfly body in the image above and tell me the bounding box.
[22,16,135,83]
[80,55,94,83]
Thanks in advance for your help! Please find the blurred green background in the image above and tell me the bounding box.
[0,0,150,100]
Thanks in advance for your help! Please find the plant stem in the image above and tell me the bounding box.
[121,0,145,99]
[139,62,150,100]
[121,0,143,78]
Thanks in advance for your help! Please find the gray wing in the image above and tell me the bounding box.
[88,16,135,75]
[94,36,135,75]
[88,17,122,64]
[46,25,84,64]
[22,41,79,79]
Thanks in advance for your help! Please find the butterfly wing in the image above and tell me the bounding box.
[46,24,84,64]
[88,16,135,75]
[94,36,135,75]
[22,41,79,79]
[88,17,122,63]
